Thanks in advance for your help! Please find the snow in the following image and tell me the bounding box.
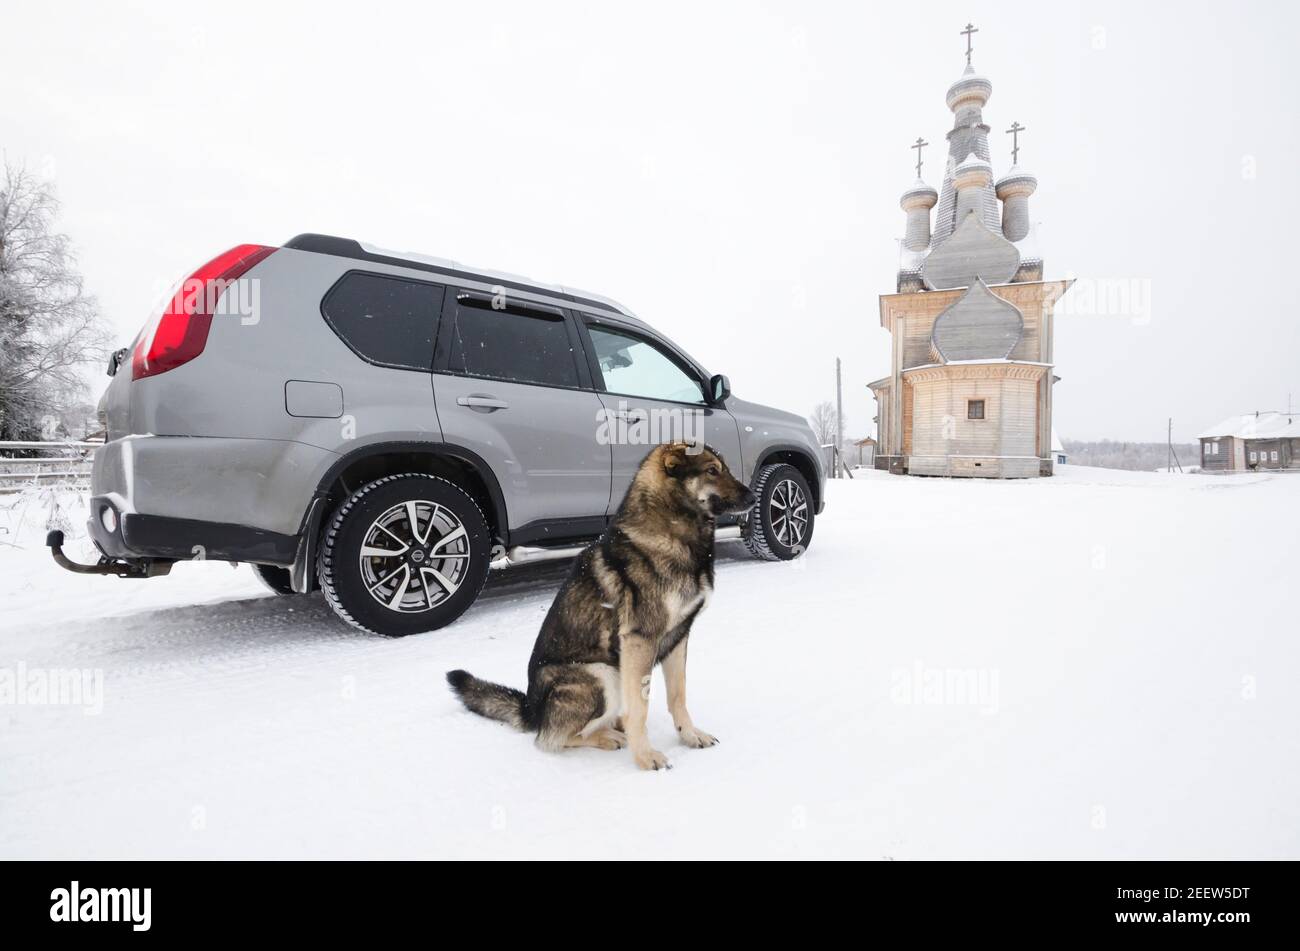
[2,468,1297,859]
[1198,411,1298,441]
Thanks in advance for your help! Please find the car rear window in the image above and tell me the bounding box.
[444,299,580,388]
[321,272,444,370]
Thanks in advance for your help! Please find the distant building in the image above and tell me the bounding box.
[1198,412,1299,472]
[1051,428,1066,466]
[869,25,1072,479]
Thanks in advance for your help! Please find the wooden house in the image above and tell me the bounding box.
[1198,412,1299,472]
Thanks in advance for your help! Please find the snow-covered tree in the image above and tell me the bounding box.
[808,400,837,446]
[0,163,112,441]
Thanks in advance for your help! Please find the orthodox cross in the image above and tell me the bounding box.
[961,23,978,67]
[911,137,929,178]
[1006,121,1025,164]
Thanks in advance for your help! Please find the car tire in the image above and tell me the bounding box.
[742,463,815,562]
[252,563,299,595]
[318,473,491,636]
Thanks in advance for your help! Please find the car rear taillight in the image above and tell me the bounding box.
[131,244,276,380]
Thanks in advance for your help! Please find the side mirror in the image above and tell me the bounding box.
[709,373,731,404]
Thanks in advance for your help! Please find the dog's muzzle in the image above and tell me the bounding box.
[711,488,756,516]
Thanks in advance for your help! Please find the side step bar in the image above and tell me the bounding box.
[49,523,745,577]
[494,525,743,568]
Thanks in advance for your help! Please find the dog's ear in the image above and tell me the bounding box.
[661,443,689,475]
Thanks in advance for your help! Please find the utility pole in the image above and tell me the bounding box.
[835,358,845,478]
[1168,418,1173,473]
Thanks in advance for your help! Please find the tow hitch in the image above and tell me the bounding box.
[46,530,174,578]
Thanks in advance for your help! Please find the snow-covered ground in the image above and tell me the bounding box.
[1,466,1297,859]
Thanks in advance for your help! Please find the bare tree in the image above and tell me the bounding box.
[808,400,837,446]
[0,163,112,440]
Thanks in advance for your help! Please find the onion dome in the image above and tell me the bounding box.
[955,153,992,176]
[996,164,1038,244]
[945,65,993,113]
[900,179,939,210]
[953,153,993,193]
[995,165,1038,198]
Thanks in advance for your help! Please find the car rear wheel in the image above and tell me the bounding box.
[742,462,814,562]
[318,473,491,636]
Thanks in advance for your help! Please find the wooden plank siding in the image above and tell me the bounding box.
[1200,436,1299,471]
[902,382,914,456]
[1244,439,1292,470]
[1200,436,1235,471]
[874,280,1072,478]
[903,364,1044,478]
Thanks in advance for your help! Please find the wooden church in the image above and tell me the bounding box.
[869,25,1073,478]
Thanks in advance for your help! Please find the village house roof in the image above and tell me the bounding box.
[1198,412,1300,440]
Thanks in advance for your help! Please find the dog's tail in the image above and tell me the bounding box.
[446,669,528,731]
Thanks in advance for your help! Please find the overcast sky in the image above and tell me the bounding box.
[5,0,1297,442]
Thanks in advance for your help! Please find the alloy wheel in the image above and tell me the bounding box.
[769,479,808,548]
[358,500,471,613]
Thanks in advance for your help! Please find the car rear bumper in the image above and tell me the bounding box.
[87,433,335,565]
[88,495,298,564]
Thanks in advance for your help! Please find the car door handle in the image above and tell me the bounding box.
[457,395,510,410]
[612,409,645,421]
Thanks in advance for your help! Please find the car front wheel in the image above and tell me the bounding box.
[318,473,491,636]
[742,462,815,561]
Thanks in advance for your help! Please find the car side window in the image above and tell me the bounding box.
[321,272,443,370]
[444,297,581,388]
[586,324,705,405]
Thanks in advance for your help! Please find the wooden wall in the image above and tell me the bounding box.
[1200,437,1235,471]
[1244,439,1293,470]
[905,366,1042,477]
[874,279,1072,478]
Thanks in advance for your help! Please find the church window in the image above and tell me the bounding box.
[967,399,985,420]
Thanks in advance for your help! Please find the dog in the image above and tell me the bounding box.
[447,442,756,770]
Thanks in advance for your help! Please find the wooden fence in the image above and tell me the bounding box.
[0,441,98,494]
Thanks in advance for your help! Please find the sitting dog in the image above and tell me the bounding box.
[447,443,756,770]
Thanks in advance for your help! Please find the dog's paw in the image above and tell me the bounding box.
[592,729,627,751]
[678,726,719,749]
[634,747,671,771]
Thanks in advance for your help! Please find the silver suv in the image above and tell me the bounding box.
[58,235,825,636]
